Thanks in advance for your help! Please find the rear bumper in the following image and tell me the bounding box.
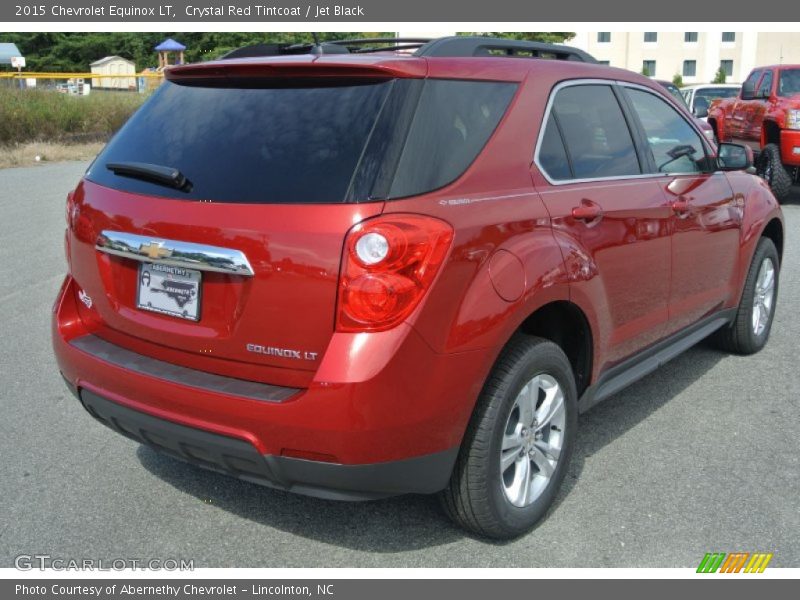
[75,387,457,500]
[53,276,489,498]
[780,129,800,167]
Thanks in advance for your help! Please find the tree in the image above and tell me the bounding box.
[0,32,392,72]
[672,73,683,87]
[713,67,727,84]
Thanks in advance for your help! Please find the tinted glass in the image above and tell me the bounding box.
[87,79,393,204]
[644,32,658,42]
[695,87,739,102]
[552,85,641,179]
[722,32,736,42]
[778,68,800,96]
[758,71,773,96]
[683,60,697,77]
[744,70,762,89]
[685,32,698,42]
[538,113,572,180]
[388,80,517,198]
[626,88,709,174]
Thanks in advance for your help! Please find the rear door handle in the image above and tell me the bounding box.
[571,202,603,222]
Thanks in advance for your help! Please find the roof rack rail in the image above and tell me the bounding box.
[219,38,432,59]
[219,36,596,63]
[414,36,597,62]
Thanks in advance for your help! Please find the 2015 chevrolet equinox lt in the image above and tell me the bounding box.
[53,37,784,539]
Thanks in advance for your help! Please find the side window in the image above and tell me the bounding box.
[744,69,763,91]
[758,71,773,97]
[538,113,572,180]
[549,85,641,180]
[625,88,709,174]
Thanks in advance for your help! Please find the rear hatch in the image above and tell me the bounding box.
[68,60,418,387]
[67,56,518,387]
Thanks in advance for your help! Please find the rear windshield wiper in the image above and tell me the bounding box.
[106,162,192,192]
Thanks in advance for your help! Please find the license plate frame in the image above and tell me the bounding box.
[136,262,202,322]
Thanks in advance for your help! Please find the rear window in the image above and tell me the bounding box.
[87,79,392,204]
[87,77,517,204]
[694,87,739,102]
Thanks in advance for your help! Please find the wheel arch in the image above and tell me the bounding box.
[761,217,784,263]
[761,119,782,147]
[516,300,594,396]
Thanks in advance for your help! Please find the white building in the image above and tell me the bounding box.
[90,55,136,90]
[397,31,800,85]
[570,32,800,84]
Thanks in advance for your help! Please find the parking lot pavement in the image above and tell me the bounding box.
[0,161,798,568]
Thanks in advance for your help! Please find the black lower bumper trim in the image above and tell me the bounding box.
[78,388,458,501]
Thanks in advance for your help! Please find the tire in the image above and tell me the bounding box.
[440,335,577,539]
[714,237,780,355]
[756,143,792,202]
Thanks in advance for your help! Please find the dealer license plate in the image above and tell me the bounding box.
[137,262,201,321]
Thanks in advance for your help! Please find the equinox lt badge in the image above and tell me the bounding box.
[246,343,318,361]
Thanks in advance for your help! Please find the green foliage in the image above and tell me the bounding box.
[641,66,651,77]
[0,86,144,145]
[458,32,575,43]
[672,73,683,88]
[0,32,391,72]
[713,67,727,84]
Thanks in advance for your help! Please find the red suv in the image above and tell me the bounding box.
[53,37,784,539]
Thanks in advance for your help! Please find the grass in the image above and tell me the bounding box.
[0,86,144,145]
[0,141,107,169]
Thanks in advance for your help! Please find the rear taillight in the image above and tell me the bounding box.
[336,214,453,332]
[64,191,75,271]
[65,191,76,228]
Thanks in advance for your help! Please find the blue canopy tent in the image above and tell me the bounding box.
[155,38,186,67]
[0,43,23,67]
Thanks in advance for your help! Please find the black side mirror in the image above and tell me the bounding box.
[693,97,710,118]
[718,142,754,171]
[741,81,756,100]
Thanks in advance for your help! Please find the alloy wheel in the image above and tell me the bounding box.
[500,374,566,507]
[752,257,776,336]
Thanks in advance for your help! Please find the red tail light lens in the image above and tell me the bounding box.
[337,214,454,332]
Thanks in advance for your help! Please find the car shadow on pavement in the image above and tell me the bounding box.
[554,342,727,514]
[137,340,729,553]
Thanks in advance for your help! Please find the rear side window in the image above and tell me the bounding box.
[545,84,641,180]
[388,80,517,198]
[625,88,710,174]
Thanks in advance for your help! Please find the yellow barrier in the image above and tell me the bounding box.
[0,72,164,79]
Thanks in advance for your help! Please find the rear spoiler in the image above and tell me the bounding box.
[165,57,427,82]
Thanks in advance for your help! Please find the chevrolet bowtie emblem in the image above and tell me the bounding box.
[139,241,171,259]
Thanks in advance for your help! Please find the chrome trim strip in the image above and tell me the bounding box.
[70,335,299,403]
[95,230,255,277]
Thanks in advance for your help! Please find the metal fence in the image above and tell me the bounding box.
[0,72,164,94]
